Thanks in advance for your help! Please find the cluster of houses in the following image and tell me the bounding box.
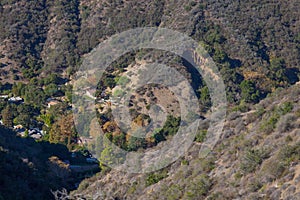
[0,95,63,108]
[0,95,46,140]
[0,121,45,140]
[0,95,24,103]
[13,125,46,140]
[0,95,67,140]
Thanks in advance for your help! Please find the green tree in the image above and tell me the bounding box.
[100,146,125,170]
[112,133,127,149]
[199,86,211,110]
[39,114,54,127]
[24,85,46,108]
[14,114,31,129]
[12,82,25,97]
[269,58,287,83]
[1,106,13,128]
[24,129,29,138]
[43,73,60,85]
[44,83,59,97]
[127,135,147,151]
[240,80,260,103]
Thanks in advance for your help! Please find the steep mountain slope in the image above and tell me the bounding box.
[71,83,300,200]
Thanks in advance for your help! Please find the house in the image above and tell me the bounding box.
[0,95,8,99]
[28,129,37,135]
[8,97,23,103]
[47,100,60,108]
[18,131,26,137]
[30,133,42,140]
[28,129,43,139]
[13,125,23,130]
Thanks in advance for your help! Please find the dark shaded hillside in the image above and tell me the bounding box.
[0,126,75,200]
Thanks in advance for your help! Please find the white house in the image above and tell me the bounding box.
[8,97,23,103]
[0,95,8,99]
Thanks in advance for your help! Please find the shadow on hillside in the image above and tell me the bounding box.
[286,68,299,84]
[0,126,99,200]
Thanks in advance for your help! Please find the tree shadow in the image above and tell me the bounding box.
[286,68,299,84]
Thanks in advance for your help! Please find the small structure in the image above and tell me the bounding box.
[14,125,26,134]
[0,95,8,99]
[30,133,42,140]
[14,124,23,130]
[47,100,60,108]
[8,97,23,103]
[28,129,37,135]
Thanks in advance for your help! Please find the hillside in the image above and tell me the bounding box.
[0,125,102,199]
[0,126,73,199]
[0,0,299,97]
[0,0,299,199]
[68,84,300,199]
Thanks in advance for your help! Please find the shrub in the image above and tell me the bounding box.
[77,180,90,191]
[207,192,224,200]
[261,158,285,180]
[145,170,168,186]
[195,129,207,143]
[276,114,296,133]
[115,76,130,87]
[240,148,270,174]
[183,174,212,199]
[248,178,263,192]
[259,114,279,134]
[285,135,293,143]
[232,100,249,112]
[127,135,147,151]
[184,5,192,11]
[166,184,183,200]
[113,89,125,97]
[200,155,216,173]
[181,159,189,166]
[278,143,300,166]
[277,102,293,115]
[255,106,265,117]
